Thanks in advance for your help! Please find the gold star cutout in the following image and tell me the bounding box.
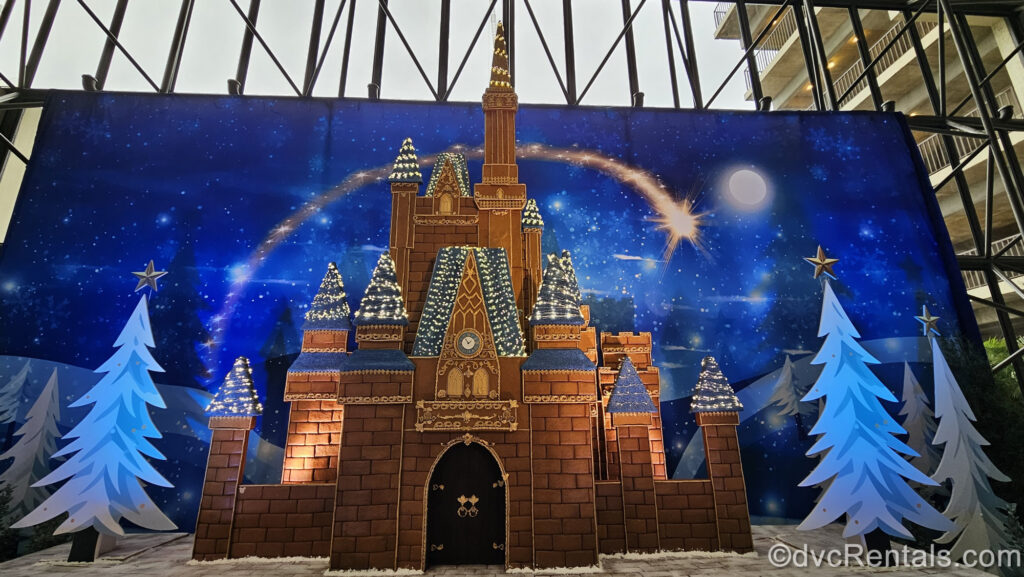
[132,260,167,292]
[804,245,839,279]
[915,305,940,336]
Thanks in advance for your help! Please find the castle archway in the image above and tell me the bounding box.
[424,438,506,567]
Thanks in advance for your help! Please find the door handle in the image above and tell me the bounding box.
[456,494,479,518]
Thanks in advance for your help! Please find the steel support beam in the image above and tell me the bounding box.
[233,0,261,95]
[161,0,194,93]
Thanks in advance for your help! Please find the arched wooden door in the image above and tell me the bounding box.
[426,442,505,566]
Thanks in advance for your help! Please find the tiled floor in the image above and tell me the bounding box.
[0,526,996,576]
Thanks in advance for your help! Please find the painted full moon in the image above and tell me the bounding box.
[726,169,771,210]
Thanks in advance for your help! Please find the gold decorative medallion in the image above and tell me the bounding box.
[415,400,519,432]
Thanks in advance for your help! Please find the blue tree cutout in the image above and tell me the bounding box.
[797,248,952,539]
[13,294,176,538]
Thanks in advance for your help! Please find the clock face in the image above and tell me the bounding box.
[456,330,482,357]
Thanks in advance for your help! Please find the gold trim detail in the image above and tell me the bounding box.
[414,215,478,225]
[298,347,348,353]
[521,369,596,376]
[600,345,650,353]
[336,395,412,405]
[283,392,338,401]
[414,400,519,431]
[475,199,524,210]
[523,394,598,404]
[481,176,517,185]
[339,369,415,375]
[482,92,518,109]
[355,325,403,341]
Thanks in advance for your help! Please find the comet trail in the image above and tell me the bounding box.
[204,143,704,367]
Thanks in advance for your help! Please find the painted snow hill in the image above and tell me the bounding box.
[0,356,283,533]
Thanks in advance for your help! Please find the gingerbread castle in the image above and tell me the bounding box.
[192,23,752,571]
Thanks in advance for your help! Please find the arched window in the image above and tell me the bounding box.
[473,368,489,397]
[439,194,453,214]
[447,370,464,398]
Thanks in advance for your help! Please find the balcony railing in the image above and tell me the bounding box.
[831,18,938,107]
[917,87,1020,175]
[714,3,731,29]
[743,8,799,92]
[959,236,1024,291]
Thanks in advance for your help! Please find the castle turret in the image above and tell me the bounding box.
[193,357,262,561]
[521,254,599,569]
[691,356,753,553]
[388,138,421,298]
[475,22,527,308]
[521,199,544,321]
[283,263,352,484]
[605,357,659,554]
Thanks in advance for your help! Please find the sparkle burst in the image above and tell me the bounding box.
[650,198,705,261]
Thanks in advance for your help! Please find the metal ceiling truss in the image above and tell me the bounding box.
[0,0,1022,392]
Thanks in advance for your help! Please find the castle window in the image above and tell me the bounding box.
[473,368,489,397]
[439,194,453,214]
[447,369,464,398]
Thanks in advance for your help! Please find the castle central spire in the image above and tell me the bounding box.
[475,20,528,311]
[488,22,512,92]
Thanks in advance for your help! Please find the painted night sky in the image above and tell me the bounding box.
[0,91,980,525]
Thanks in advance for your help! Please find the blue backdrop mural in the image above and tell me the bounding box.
[0,91,980,530]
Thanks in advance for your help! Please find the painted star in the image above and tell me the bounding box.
[132,260,167,292]
[804,245,839,280]
[916,305,940,336]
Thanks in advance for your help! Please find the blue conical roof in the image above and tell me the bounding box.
[529,254,584,326]
[607,357,657,414]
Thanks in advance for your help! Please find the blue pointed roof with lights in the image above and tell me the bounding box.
[529,254,584,326]
[606,357,657,414]
[207,357,263,417]
[522,199,544,230]
[354,253,409,326]
[303,262,353,331]
[691,355,743,413]
[388,138,422,184]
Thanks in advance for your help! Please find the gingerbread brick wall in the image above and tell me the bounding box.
[529,404,599,569]
[594,481,625,554]
[331,403,405,570]
[337,372,413,401]
[283,400,344,484]
[301,330,349,352]
[193,427,250,561]
[395,430,533,570]
[654,480,719,551]
[285,371,340,399]
[616,424,659,553]
[230,484,335,558]
[522,371,595,400]
[699,412,754,553]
